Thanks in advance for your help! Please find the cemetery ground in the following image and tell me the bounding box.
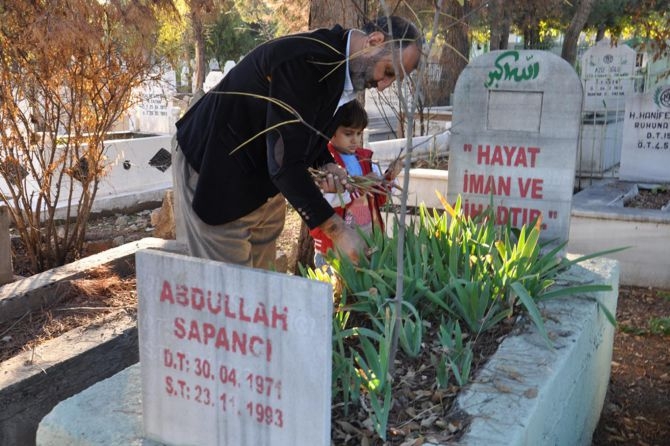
[3,199,669,445]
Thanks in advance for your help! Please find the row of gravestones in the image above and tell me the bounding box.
[578,39,670,177]
[8,46,665,291]
[128,59,237,135]
[452,49,669,221]
[137,43,667,180]
[118,41,667,180]
[1,44,665,220]
[0,62,237,219]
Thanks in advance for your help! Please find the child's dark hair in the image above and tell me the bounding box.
[336,100,368,130]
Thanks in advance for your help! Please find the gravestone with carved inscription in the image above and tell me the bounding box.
[578,40,638,175]
[447,50,582,247]
[137,250,332,446]
[619,83,670,182]
[132,70,178,134]
[580,39,637,113]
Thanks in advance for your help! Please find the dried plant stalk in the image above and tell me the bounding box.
[309,151,405,197]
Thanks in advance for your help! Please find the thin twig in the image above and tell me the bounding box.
[0,310,30,338]
[53,306,132,312]
[213,91,332,155]
[396,403,443,429]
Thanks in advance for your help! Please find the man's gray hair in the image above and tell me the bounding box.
[362,16,423,51]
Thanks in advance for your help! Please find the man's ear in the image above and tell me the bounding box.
[366,31,386,48]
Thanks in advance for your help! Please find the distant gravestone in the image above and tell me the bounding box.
[133,70,177,134]
[0,206,12,285]
[619,83,670,182]
[447,50,582,246]
[580,39,636,112]
[223,60,236,78]
[136,250,332,446]
[203,59,224,93]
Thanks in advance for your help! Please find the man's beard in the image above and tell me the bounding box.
[349,51,386,91]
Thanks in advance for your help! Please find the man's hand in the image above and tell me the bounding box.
[317,163,350,193]
[318,213,364,264]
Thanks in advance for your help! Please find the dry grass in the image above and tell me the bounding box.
[0,264,137,362]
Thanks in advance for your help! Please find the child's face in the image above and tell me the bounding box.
[331,126,364,155]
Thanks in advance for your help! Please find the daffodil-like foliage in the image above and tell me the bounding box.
[302,192,619,440]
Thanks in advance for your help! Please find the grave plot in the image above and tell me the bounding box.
[569,180,670,288]
[35,253,620,446]
[624,187,670,209]
[0,263,136,363]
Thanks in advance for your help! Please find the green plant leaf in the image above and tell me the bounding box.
[511,281,551,347]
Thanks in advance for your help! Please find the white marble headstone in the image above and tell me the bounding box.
[223,60,236,78]
[133,70,177,134]
[447,50,582,246]
[137,250,332,446]
[619,83,670,182]
[580,39,636,112]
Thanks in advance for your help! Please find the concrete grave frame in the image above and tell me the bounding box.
[568,179,670,288]
[0,132,173,221]
[0,238,184,445]
[34,256,618,446]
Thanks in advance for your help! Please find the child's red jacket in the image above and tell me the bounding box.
[309,143,389,256]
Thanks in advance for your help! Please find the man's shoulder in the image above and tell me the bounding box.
[265,25,348,57]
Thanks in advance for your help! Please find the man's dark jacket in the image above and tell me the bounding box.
[175,25,349,229]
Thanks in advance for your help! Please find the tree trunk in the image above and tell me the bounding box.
[189,9,207,93]
[436,0,470,106]
[523,25,540,49]
[488,0,505,50]
[561,0,596,66]
[309,0,365,29]
[499,1,511,50]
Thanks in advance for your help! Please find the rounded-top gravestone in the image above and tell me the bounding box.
[447,49,582,247]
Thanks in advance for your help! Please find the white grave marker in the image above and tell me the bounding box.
[133,70,177,134]
[203,59,224,92]
[137,250,332,446]
[580,39,636,112]
[447,50,582,246]
[619,83,670,182]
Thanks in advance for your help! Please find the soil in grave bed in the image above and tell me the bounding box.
[624,188,670,209]
[0,261,137,363]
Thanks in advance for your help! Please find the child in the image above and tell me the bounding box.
[310,100,400,268]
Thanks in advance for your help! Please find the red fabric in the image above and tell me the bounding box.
[310,143,390,255]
